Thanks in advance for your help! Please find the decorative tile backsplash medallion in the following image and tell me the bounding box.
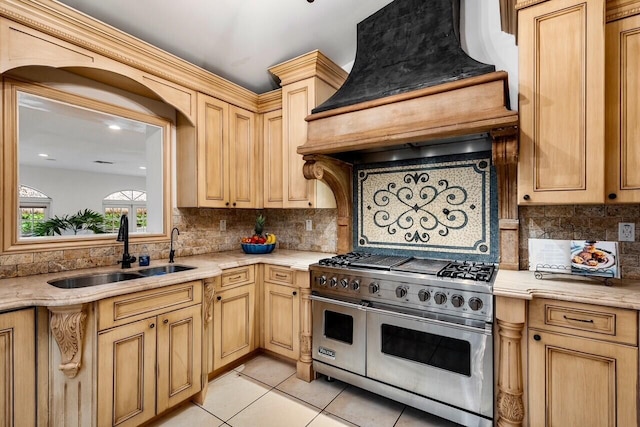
[354,152,498,262]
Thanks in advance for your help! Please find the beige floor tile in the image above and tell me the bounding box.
[234,354,296,386]
[324,385,404,427]
[276,374,348,409]
[197,370,270,421]
[395,406,463,427]
[227,389,320,427]
[148,402,224,427]
[307,412,358,427]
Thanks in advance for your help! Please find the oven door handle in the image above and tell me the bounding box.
[309,294,369,310]
[365,305,492,335]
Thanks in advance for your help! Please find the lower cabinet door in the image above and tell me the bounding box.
[97,317,157,427]
[156,305,202,412]
[213,283,255,370]
[0,308,36,427]
[264,282,299,360]
[529,329,638,427]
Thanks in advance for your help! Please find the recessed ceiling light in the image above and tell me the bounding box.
[38,153,49,157]
[108,124,121,130]
[139,166,147,170]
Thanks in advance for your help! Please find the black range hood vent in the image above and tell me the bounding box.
[313,0,495,114]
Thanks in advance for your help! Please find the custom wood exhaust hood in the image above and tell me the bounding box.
[298,0,520,269]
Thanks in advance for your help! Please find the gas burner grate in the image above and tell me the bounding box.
[437,261,496,282]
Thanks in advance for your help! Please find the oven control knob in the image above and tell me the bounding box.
[395,286,408,298]
[418,289,430,302]
[340,278,349,288]
[351,280,360,291]
[329,277,338,288]
[316,275,327,286]
[369,282,380,294]
[451,294,464,308]
[434,292,447,305]
[468,297,483,311]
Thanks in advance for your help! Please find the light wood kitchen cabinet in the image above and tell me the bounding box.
[279,78,336,208]
[97,281,203,427]
[528,298,638,426]
[177,92,258,208]
[0,308,36,427]
[263,109,284,207]
[263,265,300,360]
[605,12,640,203]
[210,266,256,372]
[517,0,606,204]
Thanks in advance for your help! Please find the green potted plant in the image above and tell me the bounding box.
[34,209,106,236]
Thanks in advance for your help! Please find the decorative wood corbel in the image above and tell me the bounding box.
[49,304,87,378]
[303,154,353,254]
[491,126,520,270]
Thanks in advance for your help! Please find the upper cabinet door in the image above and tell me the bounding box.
[197,93,230,207]
[518,0,605,204]
[605,13,640,203]
[263,109,284,208]
[229,105,257,208]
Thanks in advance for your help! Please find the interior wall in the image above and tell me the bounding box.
[20,166,145,216]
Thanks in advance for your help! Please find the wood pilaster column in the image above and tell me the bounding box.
[492,127,520,270]
[496,296,526,427]
[297,286,314,381]
[303,154,353,254]
[48,304,87,379]
[194,276,217,405]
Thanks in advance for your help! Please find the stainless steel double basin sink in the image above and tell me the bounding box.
[48,264,196,289]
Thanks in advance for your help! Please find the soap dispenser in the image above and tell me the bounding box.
[139,245,150,266]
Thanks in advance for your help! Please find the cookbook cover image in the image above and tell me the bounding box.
[570,240,619,278]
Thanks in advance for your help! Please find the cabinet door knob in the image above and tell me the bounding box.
[217,296,222,301]
[292,291,297,296]
[523,194,531,201]
[150,323,155,329]
[533,334,541,341]
[225,202,230,206]
[608,193,617,200]
[233,202,236,206]
[163,318,169,324]
[308,202,312,206]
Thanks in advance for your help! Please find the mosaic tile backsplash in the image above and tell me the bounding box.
[354,152,498,262]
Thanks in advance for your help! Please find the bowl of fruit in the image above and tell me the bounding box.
[241,215,277,254]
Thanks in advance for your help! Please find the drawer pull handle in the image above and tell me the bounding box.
[229,275,242,281]
[563,315,594,323]
[275,273,288,278]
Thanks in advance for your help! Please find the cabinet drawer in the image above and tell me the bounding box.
[529,298,638,346]
[220,265,255,290]
[264,264,294,286]
[98,281,202,331]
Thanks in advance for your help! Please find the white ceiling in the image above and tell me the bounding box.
[56,0,396,94]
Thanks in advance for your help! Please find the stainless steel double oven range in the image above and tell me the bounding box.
[310,253,495,427]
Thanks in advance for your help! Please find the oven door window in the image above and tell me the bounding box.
[380,324,471,376]
[324,310,353,344]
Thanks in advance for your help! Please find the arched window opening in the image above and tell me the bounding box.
[19,185,51,237]
[103,190,147,233]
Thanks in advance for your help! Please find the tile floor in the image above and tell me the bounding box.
[150,354,462,427]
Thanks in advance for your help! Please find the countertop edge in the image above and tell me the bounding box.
[0,249,331,312]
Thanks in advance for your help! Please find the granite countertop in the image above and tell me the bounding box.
[495,269,640,310]
[0,249,331,312]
